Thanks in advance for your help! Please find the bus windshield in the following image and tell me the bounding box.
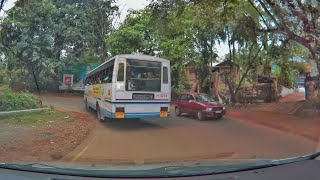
[126,59,161,92]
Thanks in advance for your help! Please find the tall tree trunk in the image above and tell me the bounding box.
[209,39,213,96]
[101,42,108,61]
[52,39,63,92]
[235,45,263,95]
[232,42,236,64]
[53,67,60,92]
[224,73,237,103]
[226,27,232,62]
[225,27,237,103]
[32,68,40,94]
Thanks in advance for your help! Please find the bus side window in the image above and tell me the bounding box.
[99,72,102,83]
[163,67,168,84]
[117,63,124,82]
[99,71,103,84]
[105,69,108,83]
[94,74,98,84]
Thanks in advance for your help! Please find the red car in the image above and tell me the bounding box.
[175,93,226,120]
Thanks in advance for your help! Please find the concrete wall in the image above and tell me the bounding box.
[280,86,294,97]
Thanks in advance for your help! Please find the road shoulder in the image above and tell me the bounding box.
[0,110,95,162]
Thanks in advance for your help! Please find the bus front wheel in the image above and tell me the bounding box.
[85,99,90,111]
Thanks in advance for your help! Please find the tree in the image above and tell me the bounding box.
[83,0,119,59]
[0,0,59,93]
[110,0,315,102]
[107,9,159,56]
[0,0,119,92]
[268,42,309,88]
[252,0,320,71]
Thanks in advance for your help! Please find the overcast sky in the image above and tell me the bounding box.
[1,0,228,57]
[117,0,149,22]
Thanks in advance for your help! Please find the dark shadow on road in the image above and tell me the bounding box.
[179,113,227,122]
[100,118,165,131]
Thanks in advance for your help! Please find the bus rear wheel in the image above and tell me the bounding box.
[104,116,113,123]
[96,104,103,122]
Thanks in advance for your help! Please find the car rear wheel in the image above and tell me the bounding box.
[175,107,181,116]
[197,111,204,121]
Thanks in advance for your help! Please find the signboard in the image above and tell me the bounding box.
[63,74,73,86]
[92,84,102,98]
[59,63,99,91]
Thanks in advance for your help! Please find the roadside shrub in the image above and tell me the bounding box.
[171,69,191,100]
[172,82,190,101]
[0,89,42,111]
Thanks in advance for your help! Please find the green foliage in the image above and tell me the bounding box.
[0,89,41,111]
[148,0,263,93]
[0,64,8,85]
[171,68,190,100]
[107,10,159,56]
[272,64,298,88]
[268,42,309,88]
[1,0,316,96]
[107,26,145,55]
[0,0,118,91]
[253,0,320,66]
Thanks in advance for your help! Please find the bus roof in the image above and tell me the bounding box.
[87,54,170,77]
[117,54,170,63]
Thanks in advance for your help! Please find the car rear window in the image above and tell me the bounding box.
[180,94,189,101]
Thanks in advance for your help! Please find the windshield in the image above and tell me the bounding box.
[195,94,215,102]
[126,59,161,92]
[0,0,319,178]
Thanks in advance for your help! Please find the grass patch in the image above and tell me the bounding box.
[0,110,69,126]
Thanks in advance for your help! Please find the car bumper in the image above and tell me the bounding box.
[203,110,226,118]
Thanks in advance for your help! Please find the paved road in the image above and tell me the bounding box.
[41,94,317,164]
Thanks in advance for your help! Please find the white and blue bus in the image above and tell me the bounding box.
[84,54,171,121]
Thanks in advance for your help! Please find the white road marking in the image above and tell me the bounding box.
[72,136,97,162]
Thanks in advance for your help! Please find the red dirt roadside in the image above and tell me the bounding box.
[227,110,319,142]
[227,93,319,142]
[0,111,95,163]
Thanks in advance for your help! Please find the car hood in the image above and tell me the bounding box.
[196,101,223,108]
